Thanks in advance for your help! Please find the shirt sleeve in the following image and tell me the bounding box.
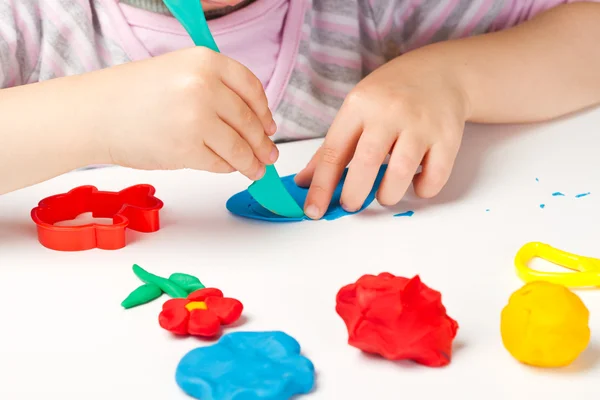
[368,0,596,60]
[0,0,43,88]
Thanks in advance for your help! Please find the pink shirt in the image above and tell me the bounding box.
[118,0,291,106]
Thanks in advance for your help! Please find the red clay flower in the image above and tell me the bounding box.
[159,288,243,337]
[336,273,458,367]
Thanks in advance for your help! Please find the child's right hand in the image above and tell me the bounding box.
[98,47,278,180]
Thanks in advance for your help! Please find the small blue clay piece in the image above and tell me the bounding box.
[394,210,414,218]
[575,192,590,198]
[540,204,546,209]
[227,165,388,222]
[176,331,315,400]
[552,192,565,197]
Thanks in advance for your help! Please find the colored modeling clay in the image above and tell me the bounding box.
[501,281,590,367]
[576,192,591,198]
[336,273,458,367]
[133,264,188,298]
[168,273,206,292]
[165,0,301,218]
[552,192,565,196]
[514,242,600,288]
[539,204,545,209]
[159,288,243,337]
[31,184,163,251]
[227,165,388,222]
[176,331,315,399]
[121,284,163,309]
[121,265,207,309]
[394,211,414,217]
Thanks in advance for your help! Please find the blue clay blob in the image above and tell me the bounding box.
[394,211,414,217]
[552,192,565,197]
[576,192,591,198]
[176,331,315,400]
[227,165,388,222]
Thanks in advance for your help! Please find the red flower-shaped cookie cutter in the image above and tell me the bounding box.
[31,184,164,251]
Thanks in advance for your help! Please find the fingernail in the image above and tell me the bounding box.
[341,202,357,213]
[305,204,320,219]
[269,120,277,135]
[254,165,266,180]
[269,147,279,163]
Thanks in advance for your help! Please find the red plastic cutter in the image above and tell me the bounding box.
[31,184,164,251]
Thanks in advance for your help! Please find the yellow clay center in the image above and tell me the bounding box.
[185,301,208,311]
[501,281,590,368]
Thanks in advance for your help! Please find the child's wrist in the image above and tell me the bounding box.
[394,44,473,121]
[74,71,122,167]
[52,73,115,168]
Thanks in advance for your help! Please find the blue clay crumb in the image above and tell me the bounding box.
[535,178,539,182]
[552,192,565,196]
[540,204,545,209]
[394,211,414,217]
[485,209,490,212]
[575,192,591,198]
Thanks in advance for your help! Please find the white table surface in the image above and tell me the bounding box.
[2,107,600,400]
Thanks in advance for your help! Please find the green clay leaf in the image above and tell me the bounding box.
[168,273,205,293]
[121,283,162,309]
[132,264,188,298]
[186,283,206,293]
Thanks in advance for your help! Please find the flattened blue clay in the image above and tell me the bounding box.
[227,165,388,222]
[176,331,315,400]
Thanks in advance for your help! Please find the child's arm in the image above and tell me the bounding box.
[0,48,278,195]
[0,75,107,194]
[296,2,600,219]
[431,2,600,123]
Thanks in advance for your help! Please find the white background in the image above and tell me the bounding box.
[1,106,600,399]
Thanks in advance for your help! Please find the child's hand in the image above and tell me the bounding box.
[294,55,470,219]
[102,47,278,180]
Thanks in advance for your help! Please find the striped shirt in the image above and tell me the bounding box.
[0,0,592,143]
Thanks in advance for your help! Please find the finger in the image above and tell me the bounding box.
[217,86,278,165]
[303,112,363,219]
[204,120,265,180]
[413,142,458,198]
[376,133,427,206]
[340,129,396,212]
[219,59,276,135]
[184,146,236,174]
[294,147,322,188]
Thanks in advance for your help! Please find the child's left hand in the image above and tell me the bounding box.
[294,53,470,220]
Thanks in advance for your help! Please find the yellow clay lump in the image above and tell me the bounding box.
[501,281,590,368]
